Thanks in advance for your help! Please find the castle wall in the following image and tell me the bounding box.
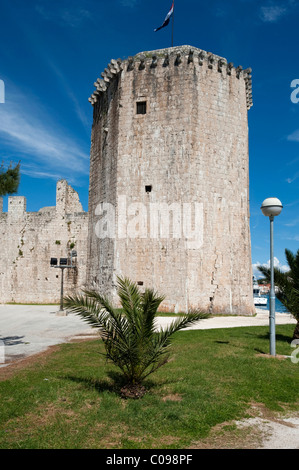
[87,46,255,315]
[0,180,88,303]
[87,76,120,292]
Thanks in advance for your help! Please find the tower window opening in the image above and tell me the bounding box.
[137,101,147,114]
[145,185,152,193]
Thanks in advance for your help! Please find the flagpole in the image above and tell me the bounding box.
[171,3,174,47]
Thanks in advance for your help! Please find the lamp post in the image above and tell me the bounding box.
[260,198,283,356]
[50,253,77,315]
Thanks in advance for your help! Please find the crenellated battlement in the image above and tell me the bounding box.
[89,45,253,110]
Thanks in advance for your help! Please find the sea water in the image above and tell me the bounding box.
[257,297,289,313]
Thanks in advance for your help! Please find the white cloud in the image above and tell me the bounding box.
[285,235,299,242]
[60,8,91,28]
[287,129,299,142]
[47,60,91,134]
[286,171,299,184]
[260,5,287,22]
[119,0,138,7]
[252,258,289,279]
[285,199,299,207]
[286,132,299,182]
[260,0,297,23]
[0,85,89,181]
[21,163,66,182]
[36,4,91,28]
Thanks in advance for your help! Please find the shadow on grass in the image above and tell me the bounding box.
[244,331,293,355]
[242,331,292,343]
[256,333,292,344]
[213,331,293,356]
[61,371,161,397]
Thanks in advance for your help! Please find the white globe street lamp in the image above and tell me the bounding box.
[261,198,283,356]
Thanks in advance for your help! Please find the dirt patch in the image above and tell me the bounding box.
[189,403,299,449]
[189,420,265,449]
[162,394,183,402]
[256,353,289,360]
[120,383,147,399]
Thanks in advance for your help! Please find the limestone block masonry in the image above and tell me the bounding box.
[0,180,88,304]
[87,45,255,315]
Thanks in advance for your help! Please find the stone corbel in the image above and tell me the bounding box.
[226,62,234,75]
[89,93,98,105]
[188,49,194,64]
[101,69,112,83]
[138,54,146,70]
[175,52,182,65]
[198,51,206,66]
[243,67,252,76]
[207,54,214,69]
[127,57,134,71]
[236,65,243,79]
[163,54,170,67]
[94,79,107,92]
[108,63,118,75]
[151,54,158,68]
[218,59,227,73]
[110,59,123,73]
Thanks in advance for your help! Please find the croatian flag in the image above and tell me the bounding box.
[154,1,174,32]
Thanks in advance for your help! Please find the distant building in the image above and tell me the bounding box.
[259,284,270,294]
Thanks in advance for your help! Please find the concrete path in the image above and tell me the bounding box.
[0,304,97,367]
[0,304,296,367]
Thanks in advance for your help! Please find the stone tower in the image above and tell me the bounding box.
[87,45,255,315]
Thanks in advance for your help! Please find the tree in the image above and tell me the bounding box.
[0,162,20,197]
[258,248,299,339]
[64,277,208,398]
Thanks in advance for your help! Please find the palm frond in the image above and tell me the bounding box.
[139,288,165,339]
[64,278,207,387]
[285,249,296,273]
[63,293,104,329]
[147,312,204,363]
[116,277,141,326]
[257,265,289,289]
[258,249,299,322]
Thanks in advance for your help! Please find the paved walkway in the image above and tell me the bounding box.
[0,304,296,367]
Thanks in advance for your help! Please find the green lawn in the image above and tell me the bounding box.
[0,324,298,449]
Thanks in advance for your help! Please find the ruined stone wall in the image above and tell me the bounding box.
[0,180,88,303]
[87,45,255,315]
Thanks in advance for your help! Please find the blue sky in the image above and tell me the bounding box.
[0,0,298,277]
